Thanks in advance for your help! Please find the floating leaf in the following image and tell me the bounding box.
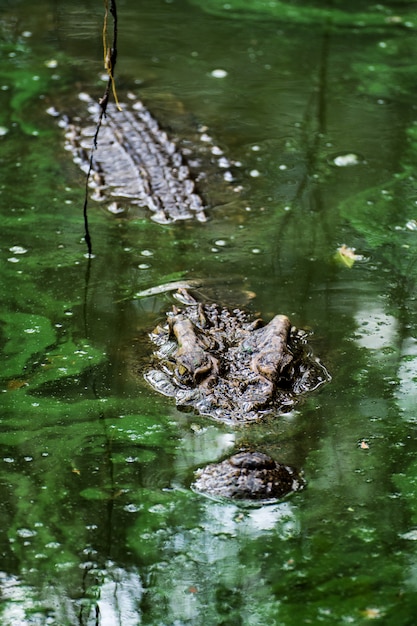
[334,244,364,268]
[361,607,383,619]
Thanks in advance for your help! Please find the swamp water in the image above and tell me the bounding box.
[2,0,417,623]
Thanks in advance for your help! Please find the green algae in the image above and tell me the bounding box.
[189,0,417,30]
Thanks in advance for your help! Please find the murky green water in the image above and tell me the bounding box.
[2,0,417,623]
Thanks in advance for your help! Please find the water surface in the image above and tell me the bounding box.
[2,0,417,624]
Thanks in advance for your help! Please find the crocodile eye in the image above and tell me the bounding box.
[176,364,190,379]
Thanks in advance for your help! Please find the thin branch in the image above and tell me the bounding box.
[83,0,120,256]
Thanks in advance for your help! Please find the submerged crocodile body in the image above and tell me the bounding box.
[60,93,233,224]
[192,451,304,501]
[145,290,330,425]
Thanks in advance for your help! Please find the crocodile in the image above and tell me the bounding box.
[58,92,235,224]
[144,290,330,424]
[192,450,304,502]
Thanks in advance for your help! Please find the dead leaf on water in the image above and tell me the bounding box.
[361,607,383,619]
[334,244,365,268]
[7,379,29,390]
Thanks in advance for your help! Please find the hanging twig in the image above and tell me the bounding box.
[103,0,122,111]
[83,0,120,256]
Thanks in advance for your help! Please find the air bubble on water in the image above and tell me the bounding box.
[211,69,228,78]
[333,153,361,167]
[108,202,124,214]
[124,503,141,513]
[406,220,417,231]
[16,528,37,538]
[250,169,260,177]
[78,92,91,103]
[46,106,59,117]
[55,561,75,571]
[218,156,231,168]
[400,529,417,540]
[9,245,27,254]
[0,126,8,136]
